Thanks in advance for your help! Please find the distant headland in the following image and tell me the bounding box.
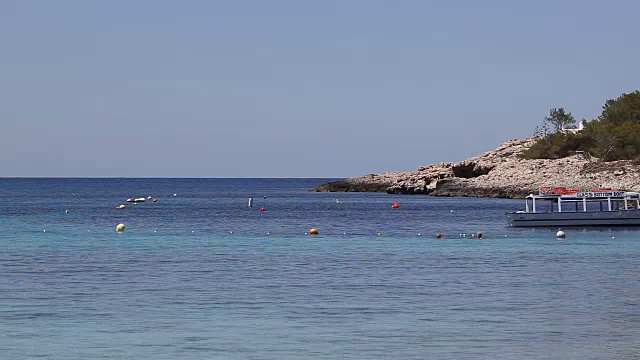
[314,91,640,198]
[313,137,640,198]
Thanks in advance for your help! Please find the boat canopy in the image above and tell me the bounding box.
[526,191,639,200]
[523,191,640,213]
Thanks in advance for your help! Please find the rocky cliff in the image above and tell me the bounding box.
[313,138,640,198]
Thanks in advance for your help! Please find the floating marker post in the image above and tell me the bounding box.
[248,197,253,207]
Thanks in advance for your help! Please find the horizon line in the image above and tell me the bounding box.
[0,176,348,179]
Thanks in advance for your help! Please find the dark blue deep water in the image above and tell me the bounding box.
[0,178,638,359]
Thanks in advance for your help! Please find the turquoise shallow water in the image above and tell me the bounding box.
[0,178,639,359]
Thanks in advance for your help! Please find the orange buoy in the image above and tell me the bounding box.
[260,207,266,212]
[309,228,319,235]
[392,201,400,208]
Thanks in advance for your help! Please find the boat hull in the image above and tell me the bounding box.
[507,210,640,227]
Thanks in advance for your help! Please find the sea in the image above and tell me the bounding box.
[0,178,638,359]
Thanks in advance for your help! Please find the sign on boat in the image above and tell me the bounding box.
[575,191,625,198]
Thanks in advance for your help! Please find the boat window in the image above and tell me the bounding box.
[584,201,599,212]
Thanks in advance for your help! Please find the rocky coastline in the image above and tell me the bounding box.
[313,138,640,198]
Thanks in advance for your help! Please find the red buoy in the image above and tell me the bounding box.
[392,201,400,208]
[260,207,266,212]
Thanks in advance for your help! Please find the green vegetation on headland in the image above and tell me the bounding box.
[521,90,640,162]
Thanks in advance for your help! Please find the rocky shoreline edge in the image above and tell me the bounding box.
[313,138,640,198]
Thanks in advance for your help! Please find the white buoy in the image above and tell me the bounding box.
[248,197,253,207]
[116,223,125,233]
[174,193,177,197]
[556,230,565,238]
[65,209,69,214]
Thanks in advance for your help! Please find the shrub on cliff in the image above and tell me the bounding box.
[520,133,589,159]
[522,91,640,161]
[582,119,640,161]
[598,90,640,126]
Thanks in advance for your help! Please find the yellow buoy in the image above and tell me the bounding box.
[309,228,319,235]
[118,204,126,209]
[116,223,125,232]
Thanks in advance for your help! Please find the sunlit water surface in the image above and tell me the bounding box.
[0,178,638,359]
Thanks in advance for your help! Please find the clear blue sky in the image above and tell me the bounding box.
[1,0,638,177]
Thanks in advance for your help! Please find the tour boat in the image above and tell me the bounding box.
[507,188,640,227]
